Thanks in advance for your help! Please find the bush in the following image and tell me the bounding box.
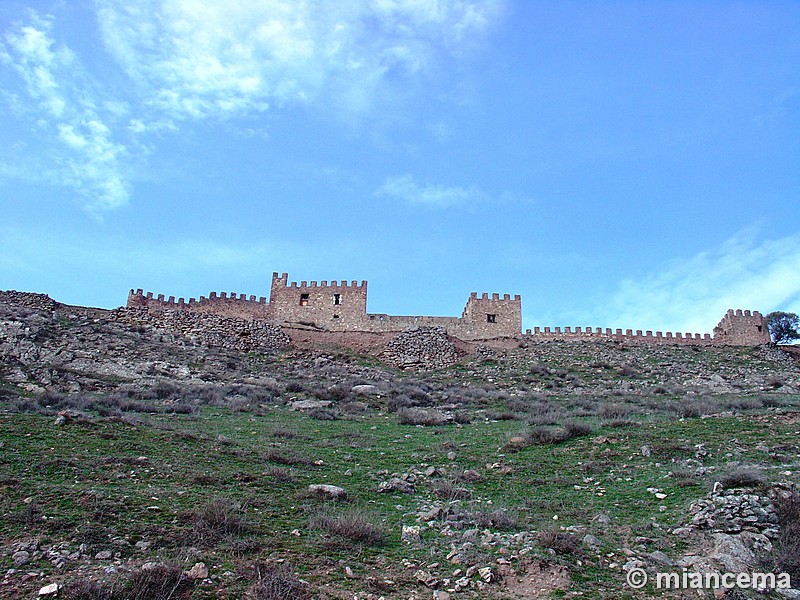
[538,530,580,555]
[125,564,189,600]
[308,408,339,421]
[524,426,569,445]
[598,403,632,419]
[264,448,313,466]
[186,498,251,547]
[433,479,472,501]
[246,562,311,600]
[563,420,593,438]
[774,489,800,586]
[397,407,449,426]
[718,467,766,490]
[310,509,387,546]
[62,580,113,600]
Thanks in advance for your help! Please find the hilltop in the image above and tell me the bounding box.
[1,291,800,599]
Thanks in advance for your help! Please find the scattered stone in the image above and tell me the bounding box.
[94,550,113,560]
[446,451,457,461]
[647,550,674,566]
[378,477,415,494]
[402,525,422,544]
[12,551,30,566]
[291,399,333,410]
[415,569,439,588]
[38,583,59,596]
[582,534,601,549]
[186,562,209,579]
[308,484,347,500]
[351,384,379,395]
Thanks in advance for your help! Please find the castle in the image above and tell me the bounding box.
[127,272,771,346]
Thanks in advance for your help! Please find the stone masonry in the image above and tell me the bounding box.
[127,272,771,345]
[128,272,522,341]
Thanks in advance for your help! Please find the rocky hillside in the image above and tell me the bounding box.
[2,291,800,599]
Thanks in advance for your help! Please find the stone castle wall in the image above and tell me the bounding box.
[126,272,771,346]
[128,272,522,341]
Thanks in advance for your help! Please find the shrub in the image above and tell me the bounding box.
[310,509,387,546]
[285,382,304,393]
[669,468,700,487]
[125,563,189,600]
[524,426,569,445]
[453,411,473,424]
[563,420,593,439]
[433,479,472,501]
[598,403,632,419]
[774,489,800,586]
[61,580,113,600]
[246,562,312,600]
[538,530,580,555]
[718,467,766,490]
[397,407,449,426]
[308,407,339,421]
[186,498,251,547]
[470,508,518,530]
[265,466,296,482]
[387,395,415,412]
[264,448,313,466]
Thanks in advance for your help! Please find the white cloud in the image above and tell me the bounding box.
[94,0,504,120]
[1,1,504,212]
[599,228,800,333]
[376,174,483,208]
[1,14,131,212]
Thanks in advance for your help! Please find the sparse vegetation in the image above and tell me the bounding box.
[2,296,800,598]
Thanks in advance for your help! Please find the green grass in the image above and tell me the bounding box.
[2,394,800,598]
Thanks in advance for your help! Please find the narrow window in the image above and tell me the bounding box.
[333,314,340,319]
[299,293,309,306]
[487,314,497,323]
[757,325,763,332]
[333,293,341,305]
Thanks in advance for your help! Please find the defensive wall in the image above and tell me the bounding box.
[521,310,770,346]
[127,272,771,345]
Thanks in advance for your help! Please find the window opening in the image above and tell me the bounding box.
[333,293,341,305]
[486,314,497,323]
[299,293,309,306]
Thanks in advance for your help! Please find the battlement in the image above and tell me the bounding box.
[524,325,713,345]
[126,273,771,346]
[127,288,271,320]
[272,272,366,290]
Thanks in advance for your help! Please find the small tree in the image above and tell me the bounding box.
[766,311,800,344]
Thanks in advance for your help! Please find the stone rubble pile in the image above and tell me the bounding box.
[113,307,290,352]
[688,484,779,537]
[0,291,59,313]
[380,326,460,370]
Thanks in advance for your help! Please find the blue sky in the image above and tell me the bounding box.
[1,0,799,335]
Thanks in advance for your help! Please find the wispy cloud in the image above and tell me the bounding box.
[94,0,504,121]
[597,228,800,333]
[1,14,131,213]
[376,174,484,208]
[1,2,504,213]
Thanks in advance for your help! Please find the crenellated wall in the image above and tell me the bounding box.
[125,273,771,346]
[523,325,713,345]
[127,272,522,341]
[267,272,368,328]
[521,309,770,346]
[127,288,271,320]
[712,309,771,345]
